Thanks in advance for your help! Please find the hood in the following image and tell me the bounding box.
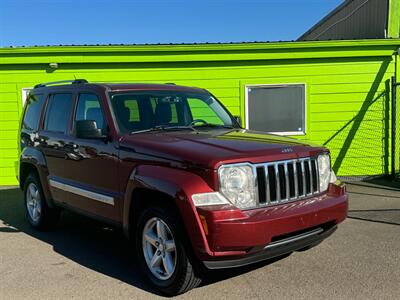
[119,129,326,169]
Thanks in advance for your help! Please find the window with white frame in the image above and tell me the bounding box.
[22,88,32,106]
[245,84,306,135]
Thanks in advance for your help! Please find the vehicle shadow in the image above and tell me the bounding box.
[346,177,400,192]
[0,188,288,296]
[0,188,157,295]
[348,209,400,226]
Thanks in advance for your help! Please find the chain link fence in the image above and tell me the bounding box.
[393,78,400,179]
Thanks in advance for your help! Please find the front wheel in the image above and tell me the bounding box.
[135,205,201,296]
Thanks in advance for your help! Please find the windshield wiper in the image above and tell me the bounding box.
[129,125,197,135]
[192,123,235,129]
[129,124,235,135]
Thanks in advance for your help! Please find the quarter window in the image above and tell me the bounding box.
[44,93,73,133]
[22,94,45,130]
[246,84,306,135]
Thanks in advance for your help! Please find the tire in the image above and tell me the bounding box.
[135,204,202,296]
[23,173,60,230]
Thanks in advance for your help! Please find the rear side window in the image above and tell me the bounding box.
[44,93,73,133]
[22,94,45,130]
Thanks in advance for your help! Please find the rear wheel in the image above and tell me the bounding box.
[24,173,60,230]
[135,205,201,296]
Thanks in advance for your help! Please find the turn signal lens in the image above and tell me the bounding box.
[192,192,230,206]
[199,215,209,235]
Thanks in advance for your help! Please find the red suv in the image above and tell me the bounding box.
[19,79,348,295]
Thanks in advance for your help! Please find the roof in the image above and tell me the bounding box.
[2,40,293,48]
[1,39,399,65]
[103,83,207,93]
[298,0,390,41]
[32,81,208,94]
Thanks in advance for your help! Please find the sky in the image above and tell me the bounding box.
[0,0,343,47]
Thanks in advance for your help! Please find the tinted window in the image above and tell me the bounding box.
[110,91,235,134]
[187,98,224,125]
[247,85,305,134]
[75,93,106,134]
[44,93,73,133]
[124,99,140,122]
[22,94,45,130]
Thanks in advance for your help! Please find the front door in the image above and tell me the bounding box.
[49,92,120,222]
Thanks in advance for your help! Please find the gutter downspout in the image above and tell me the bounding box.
[391,47,399,178]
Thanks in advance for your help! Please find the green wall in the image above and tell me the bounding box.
[1,40,399,185]
[389,0,400,38]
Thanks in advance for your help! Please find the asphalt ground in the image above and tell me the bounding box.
[0,182,399,300]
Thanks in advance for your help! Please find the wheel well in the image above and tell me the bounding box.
[129,188,181,237]
[19,162,38,189]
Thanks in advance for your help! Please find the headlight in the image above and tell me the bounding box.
[218,164,257,209]
[318,154,336,192]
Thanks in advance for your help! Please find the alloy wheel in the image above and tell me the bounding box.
[26,182,42,223]
[142,217,177,280]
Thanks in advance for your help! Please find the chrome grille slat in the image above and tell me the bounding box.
[256,157,320,207]
[265,166,270,204]
[284,163,290,201]
[315,159,320,193]
[301,161,306,197]
[293,162,298,199]
[309,161,314,196]
[275,165,280,202]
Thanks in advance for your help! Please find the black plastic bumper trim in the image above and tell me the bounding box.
[203,225,337,270]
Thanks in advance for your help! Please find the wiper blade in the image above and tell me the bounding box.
[162,125,197,132]
[129,127,163,135]
[129,125,197,135]
[192,124,235,129]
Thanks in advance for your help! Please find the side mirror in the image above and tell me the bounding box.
[234,115,242,127]
[76,120,104,139]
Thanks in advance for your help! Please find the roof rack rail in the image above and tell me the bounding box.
[165,82,176,85]
[34,79,88,89]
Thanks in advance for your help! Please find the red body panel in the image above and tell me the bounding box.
[197,188,347,259]
[119,130,326,171]
[20,82,348,266]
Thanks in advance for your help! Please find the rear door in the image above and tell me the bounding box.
[38,92,75,203]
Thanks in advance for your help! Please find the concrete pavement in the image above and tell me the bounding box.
[0,182,399,299]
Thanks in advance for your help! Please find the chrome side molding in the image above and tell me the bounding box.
[49,179,114,206]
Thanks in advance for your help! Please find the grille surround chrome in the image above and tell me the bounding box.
[217,157,323,210]
[253,157,321,207]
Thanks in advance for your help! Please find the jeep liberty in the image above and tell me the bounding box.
[19,79,348,295]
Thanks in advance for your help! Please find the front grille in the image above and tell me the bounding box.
[256,157,320,206]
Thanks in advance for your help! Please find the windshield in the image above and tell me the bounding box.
[109,91,238,134]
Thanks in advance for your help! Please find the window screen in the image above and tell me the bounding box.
[247,85,305,134]
[23,94,45,130]
[44,93,73,133]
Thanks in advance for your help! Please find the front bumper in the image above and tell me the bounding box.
[204,223,337,269]
[196,183,348,268]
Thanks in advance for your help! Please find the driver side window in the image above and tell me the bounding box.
[75,93,106,134]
